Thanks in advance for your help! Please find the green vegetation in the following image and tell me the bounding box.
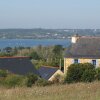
[0,45,65,68]
[95,67,100,80]
[35,79,51,86]
[0,63,100,88]
[0,69,51,88]
[81,69,96,82]
[52,45,63,66]
[65,63,97,83]
[4,75,26,88]
[0,46,19,57]
[29,51,41,60]
[0,70,8,77]
[26,73,38,87]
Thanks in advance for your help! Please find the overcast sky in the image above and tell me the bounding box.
[0,0,100,29]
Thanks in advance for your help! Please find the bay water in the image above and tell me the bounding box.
[0,39,71,48]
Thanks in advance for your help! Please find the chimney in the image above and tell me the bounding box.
[71,34,80,43]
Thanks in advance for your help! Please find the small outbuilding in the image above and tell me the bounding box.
[38,66,64,81]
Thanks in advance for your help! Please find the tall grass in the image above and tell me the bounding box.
[0,81,100,100]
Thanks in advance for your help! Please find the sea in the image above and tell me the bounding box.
[0,39,71,48]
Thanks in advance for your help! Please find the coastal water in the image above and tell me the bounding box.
[0,39,71,48]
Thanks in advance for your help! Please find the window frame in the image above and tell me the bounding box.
[74,59,78,64]
[92,59,96,66]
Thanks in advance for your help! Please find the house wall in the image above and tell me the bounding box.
[64,58,100,74]
[48,70,64,81]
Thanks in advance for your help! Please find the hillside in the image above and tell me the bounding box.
[0,29,100,39]
[0,82,100,100]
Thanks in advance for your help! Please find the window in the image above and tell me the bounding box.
[92,60,96,66]
[74,59,78,64]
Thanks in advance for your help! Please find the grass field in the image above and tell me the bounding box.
[0,82,100,100]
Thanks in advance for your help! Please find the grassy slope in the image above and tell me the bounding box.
[0,82,100,100]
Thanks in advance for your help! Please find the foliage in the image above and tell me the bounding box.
[11,45,65,69]
[65,63,95,83]
[33,60,46,69]
[65,64,83,83]
[3,47,12,53]
[53,45,63,55]
[0,70,8,77]
[52,45,64,67]
[4,75,25,88]
[95,68,100,80]
[0,52,14,57]
[35,78,51,86]
[81,69,96,82]
[13,47,18,55]
[26,73,38,87]
[29,51,40,60]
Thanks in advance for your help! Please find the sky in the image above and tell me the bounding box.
[0,0,100,29]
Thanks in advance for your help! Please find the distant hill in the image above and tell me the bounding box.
[0,29,100,39]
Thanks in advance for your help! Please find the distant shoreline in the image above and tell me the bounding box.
[0,29,99,39]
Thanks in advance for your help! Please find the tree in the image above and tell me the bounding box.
[13,47,18,55]
[3,47,12,53]
[53,45,63,57]
[52,45,63,67]
[29,51,40,60]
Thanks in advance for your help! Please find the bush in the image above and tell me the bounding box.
[65,63,84,83]
[4,75,25,88]
[0,70,8,77]
[95,68,100,80]
[65,63,95,83]
[26,73,38,87]
[81,69,96,82]
[35,79,51,86]
[81,63,94,70]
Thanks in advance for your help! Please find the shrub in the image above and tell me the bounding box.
[81,63,94,70]
[35,79,51,86]
[81,69,96,82]
[0,70,8,77]
[4,75,25,88]
[65,63,95,83]
[65,63,84,83]
[26,73,38,87]
[95,68,100,80]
